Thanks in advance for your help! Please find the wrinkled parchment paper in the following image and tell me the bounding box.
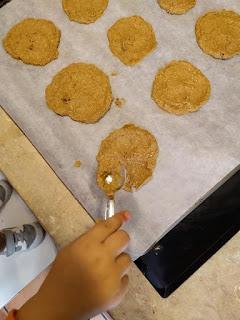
[0,0,240,259]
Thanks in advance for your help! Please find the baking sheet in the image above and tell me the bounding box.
[0,0,240,259]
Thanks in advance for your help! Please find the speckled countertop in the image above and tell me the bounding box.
[0,107,239,320]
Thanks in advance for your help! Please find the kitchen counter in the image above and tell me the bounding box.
[0,107,239,320]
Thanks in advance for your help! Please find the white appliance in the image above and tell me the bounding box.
[0,173,57,308]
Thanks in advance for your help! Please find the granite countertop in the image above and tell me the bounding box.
[0,107,239,319]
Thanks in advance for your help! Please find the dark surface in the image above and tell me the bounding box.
[136,169,240,297]
[0,0,10,8]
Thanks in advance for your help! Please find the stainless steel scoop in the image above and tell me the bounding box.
[104,166,126,220]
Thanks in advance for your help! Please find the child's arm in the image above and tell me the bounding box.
[14,211,132,320]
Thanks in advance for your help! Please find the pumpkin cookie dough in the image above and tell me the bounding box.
[45,63,113,123]
[196,10,240,60]
[108,16,157,66]
[96,124,159,193]
[158,0,196,15]
[115,98,126,108]
[62,0,109,24]
[3,18,60,66]
[74,160,82,168]
[152,60,211,115]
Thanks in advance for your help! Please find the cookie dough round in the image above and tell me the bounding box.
[62,0,109,24]
[108,16,157,66]
[195,10,240,59]
[45,63,113,123]
[152,60,211,115]
[158,0,196,15]
[97,124,159,193]
[3,18,60,66]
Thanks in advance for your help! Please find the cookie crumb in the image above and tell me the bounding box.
[111,71,118,76]
[74,160,82,168]
[115,98,126,108]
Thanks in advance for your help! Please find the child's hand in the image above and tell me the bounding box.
[17,212,132,320]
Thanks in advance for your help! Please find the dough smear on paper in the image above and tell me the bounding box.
[196,10,240,60]
[46,63,113,123]
[152,60,211,115]
[62,0,109,24]
[158,0,196,15]
[3,18,60,66]
[108,16,157,66]
[97,124,159,193]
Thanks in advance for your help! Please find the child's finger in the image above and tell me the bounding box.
[104,230,130,257]
[88,211,130,242]
[116,253,132,276]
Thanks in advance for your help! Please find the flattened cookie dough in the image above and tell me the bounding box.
[108,16,157,66]
[196,10,240,59]
[45,63,113,123]
[158,0,196,15]
[97,124,159,193]
[152,60,211,115]
[3,18,60,66]
[62,0,109,24]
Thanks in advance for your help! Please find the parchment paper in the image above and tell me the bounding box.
[0,0,240,259]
